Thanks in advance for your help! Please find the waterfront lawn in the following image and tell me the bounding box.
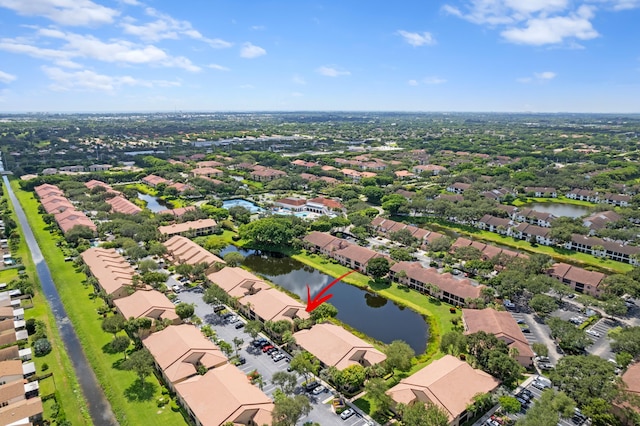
[12,182,187,426]
[3,187,91,425]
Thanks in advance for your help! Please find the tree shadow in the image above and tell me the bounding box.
[112,358,126,369]
[368,279,390,291]
[102,341,117,355]
[124,379,156,402]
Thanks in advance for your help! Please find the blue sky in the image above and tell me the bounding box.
[0,0,638,113]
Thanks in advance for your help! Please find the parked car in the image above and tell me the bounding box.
[266,348,279,355]
[262,345,274,353]
[340,409,354,420]
[234,322,245,329]
[236,357,246,365]
[227,316,239,323]
[312,385,326,395]
[273,353,285,362]
[304,381,320,392]
[586,329,600,338]
[538,362,554,371]
[532,378,552,390]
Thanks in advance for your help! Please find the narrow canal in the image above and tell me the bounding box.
[3,176,118,426]
[220,246,429,354]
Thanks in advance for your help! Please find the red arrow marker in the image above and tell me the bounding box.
[306,270,356,313]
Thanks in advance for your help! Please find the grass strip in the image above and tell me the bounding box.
[12,181,187,426]
[3,183,91,425]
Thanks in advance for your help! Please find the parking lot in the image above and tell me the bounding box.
[505,378,589,426]
[178,288,375,426]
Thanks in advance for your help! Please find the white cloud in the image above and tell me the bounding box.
[240,42,266,58]
[397,30,436,46]
[2,28,203,71]
[501,6,599,45]
[444,1,602,46]
[0,0,119,26]
[251,25,266,31]
[535,71,557,79]
[0,70,16,83]
[291,92,303,97]
[239,84,254,89]
[408,79,419,86]
[120,7,232,48]
[292,74,306,85]
[208,64,230,71]
[518,71,557,82]
[316,66,350,77]
[592,0,640,11]
[41,66,181,92]
[424,76,447,84]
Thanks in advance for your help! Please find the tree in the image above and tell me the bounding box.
[203,284,229,305]
[123,349,155,389]
[228,206,252,224]
[271,394,312,426]
[239,217,297,247]
[454,246,483,261]
[529,294,558,318]
[384,340,415,374]
[486,351,523,388]
[309,303,338,322]
[111,335,131,360]
[34,338,52,357]
[175,302,195,320]
[336,364,366,392]
[102,314,126,338]
[244,320,263,341]
[516,389,575,426]
[428,236,452,253]
[290,351,319,384]
[364,378,393,416]
[381,194,408,215]
[175,263,194,278]
[367,257,390,279]
[397,401,449,426]
[389,228,418,246]
[532,343,549,358]
[138,259,158,273]
[439,331,467,356]
[271,371,298,396]
[223,251,245,267]
[546,317,591,354]
[218,340,233,357]
[232,336,244,357]
[499,395,522,414]
[362,186,385,205]
[550,355,620,407]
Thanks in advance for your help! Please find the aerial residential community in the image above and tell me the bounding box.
[0,112,638,426]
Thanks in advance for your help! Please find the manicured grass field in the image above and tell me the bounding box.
[3,185,91,425]
[12,181,188,426]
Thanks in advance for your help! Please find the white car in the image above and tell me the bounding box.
[340,409,354,420]
[586,329,600,338]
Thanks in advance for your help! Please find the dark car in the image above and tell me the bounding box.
[304,381,320,392]
[252,339,267,347]
[237,357,246,365]
[235,322,245,329]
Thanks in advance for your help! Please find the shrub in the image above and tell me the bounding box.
[170,401,180,412]
[34,338,52,357]
[41,363,49,371]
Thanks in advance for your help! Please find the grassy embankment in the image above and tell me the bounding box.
[3,183,91,425]
[11,181,187,426]
[511,196,596,208]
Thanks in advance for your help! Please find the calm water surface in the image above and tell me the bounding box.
[137,192,167,212]
[220,246,429,354]
[526,202,591,218]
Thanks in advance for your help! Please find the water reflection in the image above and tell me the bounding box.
[219,245,429,353]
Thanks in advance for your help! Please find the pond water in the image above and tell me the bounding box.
[222,198,264,213]
[137,192,168,212]
[219,246,429,354]
[525,202,591,218]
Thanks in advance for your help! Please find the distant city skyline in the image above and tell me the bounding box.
[0,0,638,113]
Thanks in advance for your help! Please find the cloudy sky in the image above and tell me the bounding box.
[0,0,638,113]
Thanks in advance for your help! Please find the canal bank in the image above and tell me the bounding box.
[4,176,118,426]
[10,181,188,426]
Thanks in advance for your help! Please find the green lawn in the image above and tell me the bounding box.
[12,181,188,426]
[511,196,596,208]
[3,185,91,425]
